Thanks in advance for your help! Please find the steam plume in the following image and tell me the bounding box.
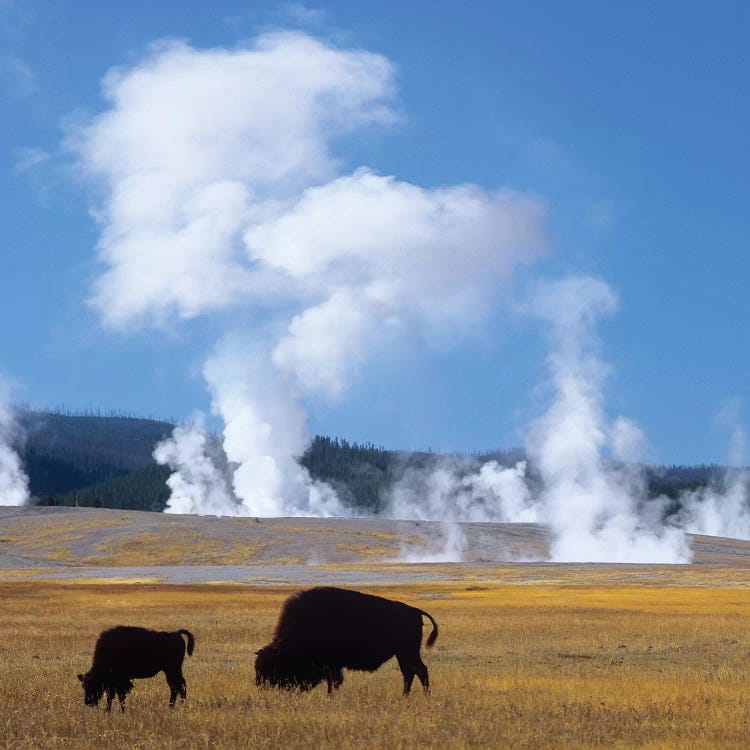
[201,340,345,517]
[0,377,29,506]
[679,399,750,539]
[527,277,689,563]
[152,415,235,515]
[388,458,537,524]
[385,278,692,563]
[76,33,750,559]
[75,32,548,518]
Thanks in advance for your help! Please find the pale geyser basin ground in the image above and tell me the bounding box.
[2,506,750,584]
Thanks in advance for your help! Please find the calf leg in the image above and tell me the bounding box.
[114,678,133,712]
[165,671,181,706]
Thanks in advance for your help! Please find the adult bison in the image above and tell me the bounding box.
[77,625,195,710]
[255,587,438,695]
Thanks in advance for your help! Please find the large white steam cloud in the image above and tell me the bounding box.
[0,376,29,506]
[72,32,748,562]
[70,31,548,518]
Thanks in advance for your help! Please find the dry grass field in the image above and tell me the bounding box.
[3,573,750,749]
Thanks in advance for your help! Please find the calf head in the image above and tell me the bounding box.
[77,671,104,706]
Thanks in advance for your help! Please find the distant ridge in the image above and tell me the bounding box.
[18,410,174,498]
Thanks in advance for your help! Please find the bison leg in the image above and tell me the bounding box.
[333,669,344,690]
[116,685,128,712]
[396,654,416,695]
[415,658,430,694]
[322,666,343,695]
[105,685,115,712]
[323,665,343,695]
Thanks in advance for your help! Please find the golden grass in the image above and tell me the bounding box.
[83,531,268,566]
[0,567,51,578]
[275,525,423,544]
[3,574,750,748]
[0,517,132,557]
[335,542,399,559]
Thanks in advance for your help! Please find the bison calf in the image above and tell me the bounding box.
[77,625,195,711]
[255,587,438,695]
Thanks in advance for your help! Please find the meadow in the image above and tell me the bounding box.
[3,573,750,749]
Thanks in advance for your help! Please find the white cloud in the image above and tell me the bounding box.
[70,32,397,328]
[73,31,550,518]
[251,169,548,397]
[246,170,545,299]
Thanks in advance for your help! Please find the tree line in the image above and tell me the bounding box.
[27,422,725,515]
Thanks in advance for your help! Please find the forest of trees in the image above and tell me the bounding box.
[18,410,725,515]
[19,410,174,503]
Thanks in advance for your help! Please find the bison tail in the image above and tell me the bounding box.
[420,610,439,648]
[178,629,195,656]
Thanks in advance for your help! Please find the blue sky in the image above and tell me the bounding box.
[1,0,748,464]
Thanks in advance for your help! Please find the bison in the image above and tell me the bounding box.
[255,586,438,695]
[77,625,195,711]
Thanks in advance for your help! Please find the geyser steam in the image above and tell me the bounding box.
[74,31,749,563]
[678,402,750,539]
[73,32,548,519]
[527,277,689,563]
[0,377,29,506]
[384,277,691,563]
[385,278,750,563]
[152,415,234,516]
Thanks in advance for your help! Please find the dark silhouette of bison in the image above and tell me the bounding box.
[77,625,195,710]
[255,587,438,695]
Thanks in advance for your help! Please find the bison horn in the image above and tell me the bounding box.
[77,674,84,682]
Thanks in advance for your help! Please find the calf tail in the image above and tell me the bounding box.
[178,629,195,656]
[419,610,439,648]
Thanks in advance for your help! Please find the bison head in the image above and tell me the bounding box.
[254,644,330,691]
[77,671,104,706]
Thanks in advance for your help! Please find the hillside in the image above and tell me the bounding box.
[18,410,174,498]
